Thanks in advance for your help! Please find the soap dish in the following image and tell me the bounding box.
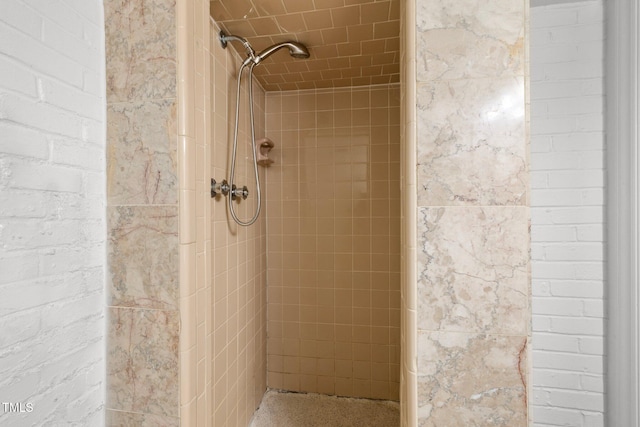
[257,138,274,166]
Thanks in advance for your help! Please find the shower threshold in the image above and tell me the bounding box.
[249,389,400,427]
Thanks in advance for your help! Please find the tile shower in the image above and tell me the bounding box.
[208,23,268,426]
[264,85,401,400]
[103,0,530,426]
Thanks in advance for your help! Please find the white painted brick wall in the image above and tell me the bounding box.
[531,1,605,426]
[0,1,105,425]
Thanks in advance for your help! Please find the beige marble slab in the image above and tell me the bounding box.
[417,29,524,81]
[416,0,524,39]
[417,207,528,335]
[104,0,177,103]
[108,206,179,310]
[416,0,525,81]
[107,99,177,205]
[106,409,179,427]
[107,307,180,417]
[416,78,527,207]
[417,332,528,427]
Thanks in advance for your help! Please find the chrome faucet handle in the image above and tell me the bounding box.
[211,178,230,198]
[231,184,249,201]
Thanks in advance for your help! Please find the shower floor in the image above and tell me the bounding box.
[249,389,400,427]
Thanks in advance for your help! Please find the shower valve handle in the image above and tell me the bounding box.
[211,178,230,198]
[231,184,249,200]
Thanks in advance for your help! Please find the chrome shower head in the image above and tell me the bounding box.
[219,31,310,65]
[255,41,310,63]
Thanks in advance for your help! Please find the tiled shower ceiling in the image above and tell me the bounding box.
[210,0,400,91]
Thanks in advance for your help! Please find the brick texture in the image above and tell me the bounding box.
[531,1,605,426]
[0,1,105,425]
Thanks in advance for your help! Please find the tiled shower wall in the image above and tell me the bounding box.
[411,0,530,425]
[209,20,268,427]
[264,84,401,401]
[177,0,212,424]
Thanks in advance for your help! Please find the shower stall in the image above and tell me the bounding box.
[207,15,402,425]
[103,0,530,425]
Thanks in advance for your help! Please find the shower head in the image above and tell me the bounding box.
[255,41,311,63]
[219,31,310,66]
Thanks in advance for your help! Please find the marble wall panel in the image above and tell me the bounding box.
[417,207,529,335]
[416,0,525,81]
[104,0,177,103]
[108,206,179,310]
[417,332,528,427]
[416,78,527,206]
[107,307,180,418]
[104,0,181,423]
[416,30,524,81]
[416,0,524,41]
[107,99,178,205]
[106,410,179,427]
[412,0,530,424]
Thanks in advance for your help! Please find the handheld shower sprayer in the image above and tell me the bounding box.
[219,31,310,65]
[217,31,310,226]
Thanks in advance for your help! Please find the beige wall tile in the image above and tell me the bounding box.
[265,85,401,401]
[207,18,268,425]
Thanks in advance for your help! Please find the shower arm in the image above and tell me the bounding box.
[219,31,256,61]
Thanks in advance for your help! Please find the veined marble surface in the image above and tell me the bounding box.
[104,0,176,103]
[106,410,179,427]
[104,0,181,422]
[108,206,179,310]
[107,307,179,417]
[417,332,528,427]
[107,99,177,205]
[417,29,524,81]
[416,78,527,207]
[417,0,524,39]
[417,207,529,335]
[416,0,525,81]
[413,0,530,423]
